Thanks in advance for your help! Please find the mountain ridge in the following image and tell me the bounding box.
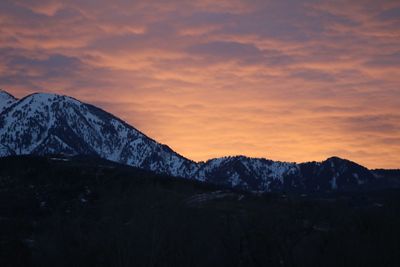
[0,89,396,192]
[0,89,17,113]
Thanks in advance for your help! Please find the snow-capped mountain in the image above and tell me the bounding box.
[298,157,375,192]
[192,155,377,192]
[0,92,197,177]
[0,90,381,193]
[195,156,300,191]
[0,89,17,113]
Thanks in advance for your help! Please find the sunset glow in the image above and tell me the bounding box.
[1,0,399,168]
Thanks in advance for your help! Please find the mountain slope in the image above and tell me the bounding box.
[195,156,300,191]
[298,157,376,192]
[0,89,17,113]
[0,92,197,178]
[0,91,299,189]
[0,90,391,193]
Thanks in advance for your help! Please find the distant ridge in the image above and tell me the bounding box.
[0,89,397,192]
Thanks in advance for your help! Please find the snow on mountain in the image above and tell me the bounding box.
[0,92,197,178]
[195,156,300,191]
[0,90,378,192]
[298,157,375,192]
[0,89,17,113]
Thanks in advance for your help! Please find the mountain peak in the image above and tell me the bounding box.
[0,89,17,113]
[0,91,197,178]
[0,89,16,100]
[324,156,365,169]
[325,156,346,162]
[23,92,81,104]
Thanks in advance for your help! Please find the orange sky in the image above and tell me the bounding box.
[1,0,400,168]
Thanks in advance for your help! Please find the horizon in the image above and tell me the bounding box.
[1,0,399,169]
[1,88,398,170]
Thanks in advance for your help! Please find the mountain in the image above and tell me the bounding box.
[0,89,17,113]
[0,92,197,178]
[0,90,396,193]
[195,156,300,191]
[298,157,376,192]
[195,156,380,192]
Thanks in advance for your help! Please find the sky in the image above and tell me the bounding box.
[0,0,399,168]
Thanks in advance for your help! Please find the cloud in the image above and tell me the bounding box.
[187,41,263,63]
[9,54,82,74]
[0,0,399,168]
[342,114,400,133]
[289,69,336,82]
[377,6,400,21]
[364,52,400,67]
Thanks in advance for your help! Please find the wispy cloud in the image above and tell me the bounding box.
[1,0,399,168]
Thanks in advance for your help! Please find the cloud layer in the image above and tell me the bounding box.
[1,0,399,168]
